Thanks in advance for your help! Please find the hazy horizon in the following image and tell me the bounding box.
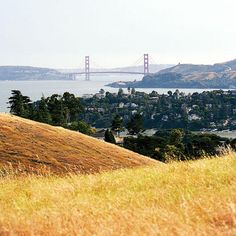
[1,0,236,68]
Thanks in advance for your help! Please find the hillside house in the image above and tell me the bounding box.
[188,114,201,121]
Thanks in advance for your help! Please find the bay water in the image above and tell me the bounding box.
[0,75,218,112]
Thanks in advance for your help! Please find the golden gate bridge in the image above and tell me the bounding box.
[66,54,156,81]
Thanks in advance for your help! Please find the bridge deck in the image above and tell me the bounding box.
[68,71,154,75]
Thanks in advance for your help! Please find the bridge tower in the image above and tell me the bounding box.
[144,54,149,75]
[85,56,90,81]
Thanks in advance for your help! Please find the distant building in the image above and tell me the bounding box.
[188,114,201,121]
[97,108,105,112]
[94,93,105,99]
[82,94,93,99]
[91,129,106,140]
[151,114,155,120]
[209,122,216,128]
[118,102,124,108]
[230,90,236,96]
[148,97,159,101]
[192,105,199,109]
[206,104,213,109]
[130,103,138,108]
[162,115,168,122]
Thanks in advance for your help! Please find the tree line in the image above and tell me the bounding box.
[123,129,236,162]
[8,90,92,134]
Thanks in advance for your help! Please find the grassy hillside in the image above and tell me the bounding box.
[0,155,235,235]
[0,114,155,174]
[158,58,236,75]
[108,58,236,89]
[158,63,227,75]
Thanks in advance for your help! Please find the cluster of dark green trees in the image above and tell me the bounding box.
[112,113,143,135]
[103,114,234,163]
[124,129,235,162]
[8,90,93,134]
[81,89,236,130]
[8,90,145,136]
[104,113,144,144]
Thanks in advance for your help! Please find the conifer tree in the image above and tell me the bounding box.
[35,97,52,124]
[104,129,116,144]
[8,90,31,118]
[127,113,143,135]
[111,115,123,136]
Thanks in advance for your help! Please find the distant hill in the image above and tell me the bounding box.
[217,59,236,71]
[107,59,236,89]
[158,64,227,75]
[0,114,156,174]
[0,66,70,81]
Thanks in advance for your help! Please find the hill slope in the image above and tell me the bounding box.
[0,114,156,174]
[0,155,235,234]
[107,58,236,89]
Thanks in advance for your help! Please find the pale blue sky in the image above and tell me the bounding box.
[0,0,236,68]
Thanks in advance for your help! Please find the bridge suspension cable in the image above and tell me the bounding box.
[130,55,144,67]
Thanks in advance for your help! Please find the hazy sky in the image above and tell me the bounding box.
[0,0,236,68]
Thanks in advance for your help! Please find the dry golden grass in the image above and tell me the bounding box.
[0,114,156,174]
[0,154,236,235]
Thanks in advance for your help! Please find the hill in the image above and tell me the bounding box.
[0,154,235,234]
[157,58,236,75]
[221,58,236,70]
[0,66,69,81]
[158,64,225,75]
[158,62,231,75]
[107,58,236,89]
[0,114,156,174]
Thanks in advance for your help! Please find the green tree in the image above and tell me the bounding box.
[127,87,131,94]
[35,97,52,124]
[131,88,136,95]
[104,129,116,144]
[169,129,183,146]
[66,121,93,135]
[47,94,65,125]
[62,92,84,123]
[8,90,31,118]
[77,121,93,135]
[118,88,124,97]
[127,113,143,135]
[149,90,158,97]
[111,115,123,136]
[162,145,183,162]
[99,88,105,95]
[167,91,173,97]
